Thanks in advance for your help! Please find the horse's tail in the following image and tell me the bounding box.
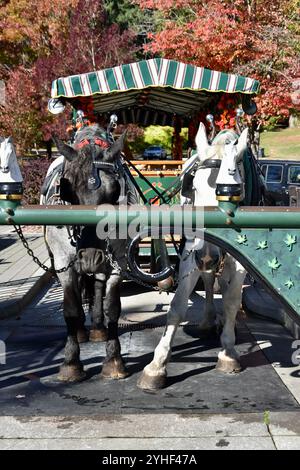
[80,274,95,310]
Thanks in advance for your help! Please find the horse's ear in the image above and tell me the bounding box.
[109,129,128,158]
[52,135,78,161]
[0,137,4,144]
[6,136,13,144]
[195,123,209,158]
[236,128,248,161]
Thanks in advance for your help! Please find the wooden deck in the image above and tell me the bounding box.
[0,226,50,317]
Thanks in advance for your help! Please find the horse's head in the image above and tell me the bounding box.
[52,125,127,274]
[215,129,248,186]
[191,123,248,205]
[0,137,15,173]
[53,126,126,206]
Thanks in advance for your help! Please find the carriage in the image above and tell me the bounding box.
[49,58,262,201]
[48,58,265,286]
[5,58,296,388]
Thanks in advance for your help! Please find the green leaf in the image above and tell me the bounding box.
[284,279,294,289]
[236,234,248,245]
[256,240,268,250]
[284,234,297,251]
[267,257,281,271]
[263,410,270,426]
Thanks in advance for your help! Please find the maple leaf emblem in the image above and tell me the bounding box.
[267,257,281,272]
[256,240,268,250]
[284,279,294,289]
[236,234,248,245]
[284,234,297,251]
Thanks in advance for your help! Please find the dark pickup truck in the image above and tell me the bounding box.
[258,159,300,206]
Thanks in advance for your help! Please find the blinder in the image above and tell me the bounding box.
[181,158,221,199]
[181,173,195,199]
[88,159,119,191]
[85,140,119,191]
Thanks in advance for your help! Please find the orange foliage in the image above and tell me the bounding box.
[136,0,300,122]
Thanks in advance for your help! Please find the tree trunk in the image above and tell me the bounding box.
[289,115,300,128]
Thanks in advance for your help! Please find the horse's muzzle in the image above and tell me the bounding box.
[194,247,222,271]
[0,167,9,173]
[76,248,105,274]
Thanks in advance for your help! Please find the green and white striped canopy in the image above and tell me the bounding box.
[51,58,260,124]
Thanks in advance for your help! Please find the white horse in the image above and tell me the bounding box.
[138,123,248,390]
[0,137,23,183]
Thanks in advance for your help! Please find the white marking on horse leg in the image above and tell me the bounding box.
[143,263,200,378]
[217,260,246,371]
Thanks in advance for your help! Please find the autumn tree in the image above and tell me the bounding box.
[0,0,137,151]
[0,0,79,73]
[103,0,159,57]
[136,0,300,126]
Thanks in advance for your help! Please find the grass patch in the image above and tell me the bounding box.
[260,127,300,160]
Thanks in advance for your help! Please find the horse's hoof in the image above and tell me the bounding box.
[57,364,86,382]
[215,357,242,374]
[157,276,174,292]
[137,371,167,390]
[101,357,129,379]
[89,328,108,342]
[77,328,89,343]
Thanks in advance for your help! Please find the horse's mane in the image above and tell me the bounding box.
[211,129,238,145]
[73,124,107,146]
[64,125,111,192]
[205,130,239,160]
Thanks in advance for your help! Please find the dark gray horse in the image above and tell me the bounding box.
[43,125,130,382]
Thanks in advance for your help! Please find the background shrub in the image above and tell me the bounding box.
[20,157,51,205]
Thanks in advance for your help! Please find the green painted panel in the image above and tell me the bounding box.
[134,175,181,205]
[206,226,300,324]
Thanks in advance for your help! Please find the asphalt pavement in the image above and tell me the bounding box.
[0,228,300,450]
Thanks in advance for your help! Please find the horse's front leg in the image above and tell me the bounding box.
[89,276,108,342]
[216,259,246,373]
[138,264,200,390]
[198,271,217,330]
[100,274,129,379]
[58,271,86,382]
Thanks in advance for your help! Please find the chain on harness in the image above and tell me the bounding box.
[12,223,77,275]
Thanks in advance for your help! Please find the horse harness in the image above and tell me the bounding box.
[43,135,128,205]
[181,158,221,199]
[74,136,120,191]
[181,157,226,277]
